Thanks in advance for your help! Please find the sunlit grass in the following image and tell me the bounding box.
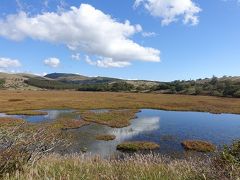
[80,109,138,128]
[0,91,240,114]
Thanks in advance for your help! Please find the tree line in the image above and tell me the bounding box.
[151,76,240,98]
[25,78,134,92]
[25,76,240,98]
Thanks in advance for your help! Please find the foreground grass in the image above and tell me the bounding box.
[80,109,138,128]
[0,91,240,114]
[1,115,240,179]
[4,153,240,180]
[3,154,205,180]
[0,117,25,127]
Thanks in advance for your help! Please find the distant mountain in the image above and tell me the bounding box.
[45,73,88,81]
[44,73,121,85]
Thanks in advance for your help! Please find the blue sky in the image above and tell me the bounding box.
[0,0,239,81]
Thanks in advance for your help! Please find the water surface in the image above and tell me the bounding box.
[65,109,240,156]
[0,110,79,123]
[1,109,240,157]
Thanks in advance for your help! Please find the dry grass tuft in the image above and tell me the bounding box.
[181,140,216,152]
[117,141,160,152]
[96,134,116,141]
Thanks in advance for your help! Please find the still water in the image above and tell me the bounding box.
[1,109,240,156]
[66,109,240,156]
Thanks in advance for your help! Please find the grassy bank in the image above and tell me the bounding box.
[4,152,240,180]
[1,90,240,114]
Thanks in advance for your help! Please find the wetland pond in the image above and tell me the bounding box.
[1,109,240,157]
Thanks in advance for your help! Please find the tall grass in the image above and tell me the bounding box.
[4,152,240,180]
[0,126,64,178]
[4,154,206,180]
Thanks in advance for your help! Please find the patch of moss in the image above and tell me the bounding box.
[79,109,138,128]
[117,141,160,152]
[96,134,116,141]
[6,110,48,116]
[181,140,216,152]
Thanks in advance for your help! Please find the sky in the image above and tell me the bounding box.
[0,0,239,81]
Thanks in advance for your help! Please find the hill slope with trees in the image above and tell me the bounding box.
[0,72,239,98]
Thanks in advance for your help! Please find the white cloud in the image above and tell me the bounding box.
[0,57,21,68]
[85,56,131,68]
[134,0,201,26]
[44,57,60,68]
[0,4,160,68]
[142,32,156,37]
[71,53,81,61]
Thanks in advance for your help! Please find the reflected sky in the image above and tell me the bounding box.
[67,109,240,157]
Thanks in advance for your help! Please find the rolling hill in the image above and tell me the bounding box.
[0,72,239,98]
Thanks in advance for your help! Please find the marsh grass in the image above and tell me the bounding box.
[181,140,216,152]
[2,154,203,180]
[0,91,240,114]
[0,118,25,128]
[80,109,138,128]
[53,118,90,130]
[117,141,160,152]
[6,111,48,116]
[96,134,116,141]
[4,153,240,180]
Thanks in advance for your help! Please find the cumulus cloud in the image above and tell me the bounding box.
[134,0,201,26]
[0,57,21,68]
[85,56,131,68]
[0,4,160,68]
[44,57,60,68]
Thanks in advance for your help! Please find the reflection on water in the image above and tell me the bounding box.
[0,110,79,123]
[66,115,160,156]
[66,109,240,157]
